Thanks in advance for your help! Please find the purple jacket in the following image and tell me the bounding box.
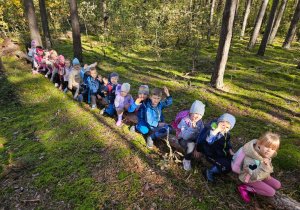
[114,93,134,108]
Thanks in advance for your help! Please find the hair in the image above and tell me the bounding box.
[89,67,97,72]
[50,50,58,60]
[150,88,162,97]
[65,59,71,64]
[257,132,280,150]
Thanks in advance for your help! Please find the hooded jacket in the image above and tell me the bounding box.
[177,116,204,141]
[114,85,134,109]
[137,96,172,128]
[68,67,83,89]
[239,139,275,183]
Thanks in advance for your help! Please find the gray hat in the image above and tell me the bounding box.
[110,72,119,79]
[121,83,130,93]
[217,113,236,129]
[138,85,149,95]
[190,100,205,116]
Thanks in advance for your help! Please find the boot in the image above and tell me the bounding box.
[238,185,256,202]
[203,166,219,183]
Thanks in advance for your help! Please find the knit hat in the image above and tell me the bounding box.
[31,40,37,45]
[73,58,80,66]
[190,100,205,116]
[110,72,119,79]
[121,83,130,93]
[58,55,65,60]
[138,85,149,95]
[36,48,43,54]
[217,113,236,130]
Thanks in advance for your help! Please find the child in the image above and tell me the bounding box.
[68,58,84,99]
[238,132,281,202]
[114,83,134,126]
[54,55,65,89]
[86,67,104,109]
[28,40,37,69]
[63,59,72,93]
[100,72,120,115]
[136,87,173,149]
[44,50,58,80]
[177,100,205,171]
[195,113,236,182]
[32,48,44,74]
[41,51,50,72]
[128,85,149,132]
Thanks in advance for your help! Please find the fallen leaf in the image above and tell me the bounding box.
[144,183,149,191]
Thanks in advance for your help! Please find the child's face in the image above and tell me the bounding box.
[110,77,118,85]
[50,55,57,61]
[91,71,98,79]
[190,113,202,123]
[150,94,161,107]
[138,93,148,101]
[121,91,128,97]
[257,142,276,158]
[38,50,43,55]
[218,121,231,133]
[65,61,71,68]
[59,58,65,64]
[74,64,80,70]
[31,43,37,48]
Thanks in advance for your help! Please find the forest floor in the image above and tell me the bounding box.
[0,36,299,209]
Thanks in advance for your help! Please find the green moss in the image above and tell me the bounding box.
[273,144,300,170]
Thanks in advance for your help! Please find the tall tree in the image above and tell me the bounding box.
[210,0,239,89]
[38,0,51,48]
[257,0,280,56]
[268,0,289,43]
[247,0,269,49]
[207,0,216,41]
[103,0,108,29]
[24,0,42,46]
[69,0,82,62]
[282,0,300,49]
[240,0,252,40]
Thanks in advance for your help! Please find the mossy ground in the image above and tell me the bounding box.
[0,36,299,208]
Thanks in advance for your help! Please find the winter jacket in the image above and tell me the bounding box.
[239,139,275,183]
[104,83,120,104]
[198,120,232,157]
[86,76,103,94]
[64,66,72,81]
[128,98,146,113]
[114,92,134,109]
[177,116,204,142]
[28,47,37,57]
[137,96,173,128]
[68,68,83,89]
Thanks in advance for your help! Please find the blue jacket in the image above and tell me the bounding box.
[137,96,172,128]
[86,76,103,94]
[200,120,232,157]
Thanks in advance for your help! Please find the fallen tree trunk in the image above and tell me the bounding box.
[15,50,33,62]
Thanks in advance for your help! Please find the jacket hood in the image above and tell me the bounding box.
[243,139,277,160]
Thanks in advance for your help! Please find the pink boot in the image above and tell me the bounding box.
[238,185,256,202]
[116,120,122,126]
[32,70,38,74]
[59,85,63,90]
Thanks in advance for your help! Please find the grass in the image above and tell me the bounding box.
[0,35,299,208]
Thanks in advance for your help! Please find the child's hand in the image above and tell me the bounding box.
[229,149,235,156]
[135,98,142,105]
[83,64,88,69]
[97,76,102,81]
[263,158,271,167]
[28,48,32,52]
[91,62,98,67]
[192,121,197,128]
[158,122,165,127]
[103,78,108,85]
[97,94,102,100]
[163,86,170,96]
[265,175,271,180]
[193,150,201,158]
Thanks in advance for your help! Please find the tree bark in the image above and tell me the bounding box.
[38,0,52,48]
[240,0,252,40]
[257,0,279,56]
[69,0,82,62]
[210,0,238,89]
[282,0,300,49]
[103,0,108,29]
[23,0,42,47]
[247,0,269,49]
[207,0,216,41]
[268,0,288,43]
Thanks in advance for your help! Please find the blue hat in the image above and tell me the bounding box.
[217,113,236,129]
[138,85,149,95]
[110,72,119,79]
[190,100,205,116]
[72,58,80,66]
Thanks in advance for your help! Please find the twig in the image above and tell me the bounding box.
[21,199,40,203]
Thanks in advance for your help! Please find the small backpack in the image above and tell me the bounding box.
[231,147,260,183]
[172,110,190,143]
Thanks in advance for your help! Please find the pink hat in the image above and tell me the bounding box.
[36,48,43,53]
[31,40,37,45]
[58,55,65,60]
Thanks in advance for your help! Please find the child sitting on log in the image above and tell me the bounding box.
[28,40,37,69]
[136,87,173,149]
[85,67,104,109]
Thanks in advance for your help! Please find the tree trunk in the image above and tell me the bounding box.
[69,0,82,62]
[240,0,252,39]
[257,0,279,56]
[38,0,52,48]
[23,0,42,47]
[207,0,216,41]
[103,0,108,29]
[210,0,239,89]
[268,0,288,43]
[282,0,300,49]
[247,0,269,49]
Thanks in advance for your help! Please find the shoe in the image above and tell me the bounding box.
[130,125,136,132]
[91,105,96,109]
[59,85,62,90]
[63,88,68,93]
[183,158,192,171]
[203,169,215,183]
[55,83,59,88]
[32,70,38,74]
[116,120,122,126]
[146,136,153,149]
[73,95,78,100]
[45,74,48,78]
[50,78,53,82]
[238,185,256,202]
[100,108,106,115]
[77,94,83,102]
